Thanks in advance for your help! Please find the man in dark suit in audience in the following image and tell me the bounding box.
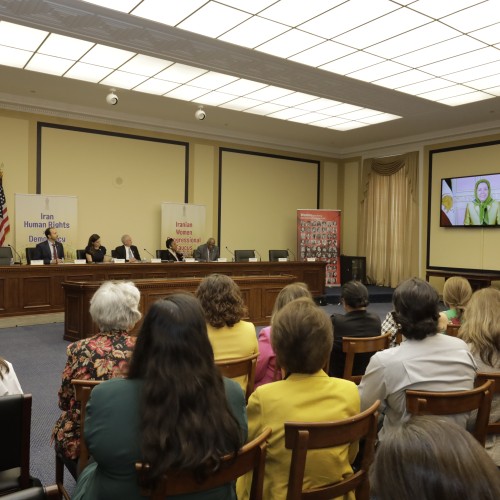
[114,234,141,262]
[194,237,219,262]
[35,227,65,264]
[329,280,381,378]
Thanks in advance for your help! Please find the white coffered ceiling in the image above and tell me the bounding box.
[2,0,500,156]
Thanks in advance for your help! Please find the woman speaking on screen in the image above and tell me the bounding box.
[464,179,500,225]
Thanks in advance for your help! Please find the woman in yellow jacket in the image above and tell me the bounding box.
[237,297,360,500]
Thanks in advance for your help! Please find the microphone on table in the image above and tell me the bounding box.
[286,248,296,261]
[254,249,262,261]
[8,244,22,264]
[225,246,235,262]
[143,248,156,259]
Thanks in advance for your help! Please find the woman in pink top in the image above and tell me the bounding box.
[255,282,312,387]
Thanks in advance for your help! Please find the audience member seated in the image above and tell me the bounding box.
[438,276,472,331]
[164,237,184,261]
[72,294,247,500]
[255,282,312,388]
[460,287,500,466]
[358,278,476,440]
[0,355,22,395]
[381,310,401,347]
[328,281,382,379]
[52,281,141,478]
[370,416,500,500]
[196,274,258,368]
[114,234,141,262]
[237,297,360,500]
[84,233,107,263]
[194,237,219,262]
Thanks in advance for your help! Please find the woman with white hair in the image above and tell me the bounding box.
[52,281,141,478]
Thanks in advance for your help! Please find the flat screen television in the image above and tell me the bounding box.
[440,173,500,227]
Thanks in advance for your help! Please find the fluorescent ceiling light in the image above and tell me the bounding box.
[217,0,276,15]
[267,108,310,119]
[0,21,47,51]
[443,2,500,32]
[408,0,484,19]
[219,17,289,49]
[38,34,93,60]
[397,77,454,95]
[259,0,345,27]
[418,85,476,102]
[271,92,318,107]
[0,45,32,68]
[338,108,384,120]
[156,64,207,84]
[321,103,363,116]
[483,85,500,96]
[289,41,355,67]
[288,112,330,124]
[188,72,239,91]
[470,23,500,45]
[330,122,369,131]
[320,51,384,75]
[394,35,485,67]
[299,0,397,39]
[438,91,493,106]
[348,60,409,82]
[297,98,342,112]
[218,79,267,96]
[444,61,500,84]
[100,70,148,89]
[81,44,135,68]
[463,73,500,91]
[177,3,251,38]
[83,0,140,12]
[220,97,264,111]
[361,113,401,124]
[335,8,432,50]
[119,54,173,77]
[64,62,113,82]
[247,86,294,101]
[309,116,349,127]
[194,91,238,106]
[25,54,74,76]
[374,69,432,89]
[256,29,323,58]
[367,22,461,59]
[165,85,210,101]
[134,79,180,95]
[245,103,287,115]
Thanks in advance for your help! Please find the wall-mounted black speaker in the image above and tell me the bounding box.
[340,255,366,284]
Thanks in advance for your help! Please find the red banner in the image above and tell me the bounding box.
[297,209,341,287]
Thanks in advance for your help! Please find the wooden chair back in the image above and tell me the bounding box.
[446,323,461,337]
[215,354,258,402]
[0,394,33,495]
[342,333,391,384]
[56,380,101,500]
[476,372,500,435]
[406,379,494,446]
[284,400,380,500]
[136,427,272,500]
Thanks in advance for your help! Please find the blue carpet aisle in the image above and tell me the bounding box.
[0,300,395,494]
[0,323,76,493]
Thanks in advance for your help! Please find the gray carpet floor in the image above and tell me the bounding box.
[0,302,394,492]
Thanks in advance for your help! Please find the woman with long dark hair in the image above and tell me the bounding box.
[85,233,107,263]
[73,293,246,500]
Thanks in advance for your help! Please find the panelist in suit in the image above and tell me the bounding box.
[114,234,141,262]
[35,227,65,264]
[85,234,107,263]
[164,237,184,261]
[194,237,219,262]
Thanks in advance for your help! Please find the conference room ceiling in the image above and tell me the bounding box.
[2,0,500,156]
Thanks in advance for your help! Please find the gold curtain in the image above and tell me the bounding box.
[359,152,418,287]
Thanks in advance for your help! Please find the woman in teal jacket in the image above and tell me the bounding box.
[73,294,247,500]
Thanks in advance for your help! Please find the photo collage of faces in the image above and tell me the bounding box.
[298,215,340,286]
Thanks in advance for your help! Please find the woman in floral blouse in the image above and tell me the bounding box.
[52,280,141,477]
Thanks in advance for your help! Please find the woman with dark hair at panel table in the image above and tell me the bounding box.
[72,293,247,500]
[164,237,184,261]
[371,416,500,500]
[328,280,382,379]
[237,297,360,500]
[255,282,312,388]
[52,281,141,479]
[438,276,472,331]
[196,274,258,391]
[464,178,500,225]
[85,233,107,263]
[460,287,500,466]
[0,355,23,396]
[358,278,477,441]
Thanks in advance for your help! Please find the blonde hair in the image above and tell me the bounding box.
[442,277,472,321]
[459,287,500,367]
[272,282,312,318]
